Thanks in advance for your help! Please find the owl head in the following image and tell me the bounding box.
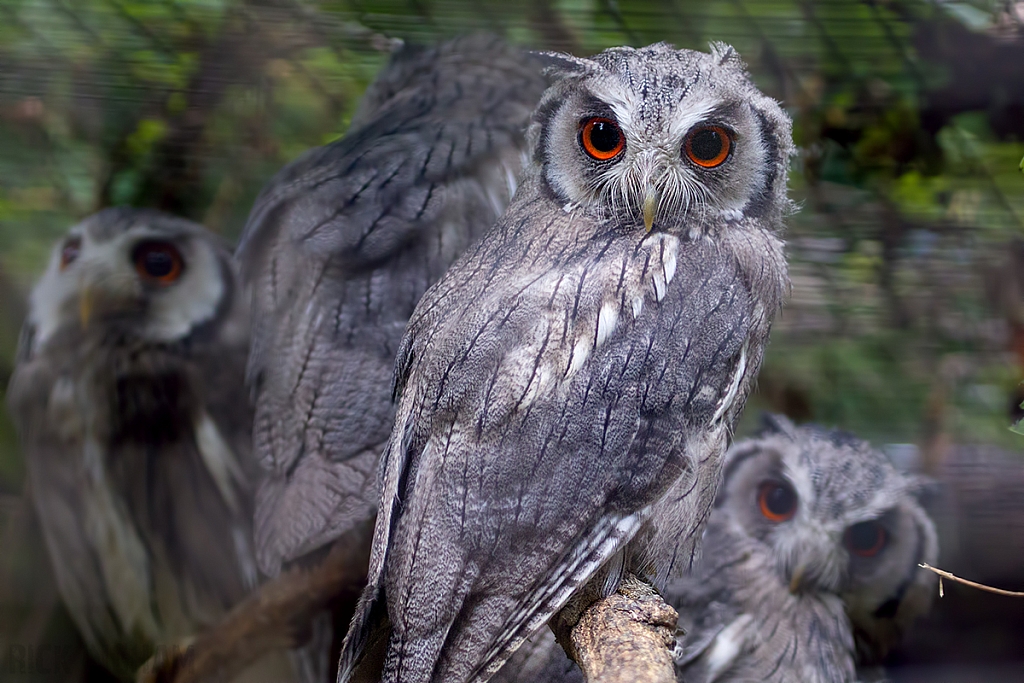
[718,414,939,663]
[26,208,242,356]
[530,42,794,236]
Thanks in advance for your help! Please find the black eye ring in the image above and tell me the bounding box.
[844,521,888,557]
[757,481,798,522]
[683,125,733,168]
[132,241,185,285]
[579,117,626,161]
[60,237,81,270]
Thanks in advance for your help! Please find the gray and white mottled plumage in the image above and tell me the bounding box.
[338,42,793,683]
[6,209,259,680]
[668,415,938,683]
[235,35,549,576]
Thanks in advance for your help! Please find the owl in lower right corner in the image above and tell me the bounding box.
[668,414,938,683]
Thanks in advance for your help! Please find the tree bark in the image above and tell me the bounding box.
[554,574,679,683]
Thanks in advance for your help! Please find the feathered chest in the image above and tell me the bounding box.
[403,218,758,438]
[76,338,200,446]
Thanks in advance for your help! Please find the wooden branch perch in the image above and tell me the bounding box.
[554,574,679,683]
[137,527,678,683]
[136,522,373,683]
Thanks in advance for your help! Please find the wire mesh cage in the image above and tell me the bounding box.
[1,1,1023,681]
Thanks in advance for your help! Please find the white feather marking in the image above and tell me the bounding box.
[666,96,718,144]
[194,412,247,514]
[566,337,591,377]
[705,614,755,681]
[505,158,521,199]
[752,301,766,326]
[631,296,644,319]
[562,202,576,214]
[712,341,748,424]
[232,526,259,590]
[82,437,159,640]
[533,366,553,400]
[663,248,677,287]
[596,303,619,348]
[652,271,667,302]
[486,186,507,221]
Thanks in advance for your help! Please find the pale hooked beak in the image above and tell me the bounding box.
[78,286,94,329]
[789,564,805,594]
[643,182,658,232]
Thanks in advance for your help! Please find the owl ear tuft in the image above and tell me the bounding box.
[905,473,942,506]
[531,51,598,79]
[759,412,799,439]
[709,42,743,69]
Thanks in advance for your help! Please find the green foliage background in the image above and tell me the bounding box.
[3,0,1021,485]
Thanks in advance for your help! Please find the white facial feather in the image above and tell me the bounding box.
[29,216,226,350]
[536,43,788,238]
[142,228,224,341]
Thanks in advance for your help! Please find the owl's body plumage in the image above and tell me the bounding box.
[668,416,939,683]
[339,43,792,683]
[236,35,548,576]
[6,209,259,680]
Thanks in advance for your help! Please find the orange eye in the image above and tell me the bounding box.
[844,521,887,558]
[757,481,797,522]
[60,237,81,270]
[684,125,732,168]
[132,241,184,285]
[579,117,625,161]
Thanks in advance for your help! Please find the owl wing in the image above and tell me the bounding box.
[489,626,583,683]
[340,227,762,683]
[235,35,546,575]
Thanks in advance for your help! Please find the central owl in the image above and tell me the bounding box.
[339,43,793,683]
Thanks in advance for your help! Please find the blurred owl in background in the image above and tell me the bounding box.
[235,34,549,577]
[668,415,938,683]
[4,209,288,681]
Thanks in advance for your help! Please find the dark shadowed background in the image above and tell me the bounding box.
[1,0,1022,680]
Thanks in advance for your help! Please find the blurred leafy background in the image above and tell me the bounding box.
[0,0,1022,679]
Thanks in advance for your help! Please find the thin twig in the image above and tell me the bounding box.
[918,563,1024,597]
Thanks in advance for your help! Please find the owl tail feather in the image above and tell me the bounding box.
[336,584,390,683]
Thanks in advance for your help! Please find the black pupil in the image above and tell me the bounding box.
[765,484,795,516]
[690,129,724,160]
[588,121,621,153]
[143,249,174,277]
[847,522,883,552]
